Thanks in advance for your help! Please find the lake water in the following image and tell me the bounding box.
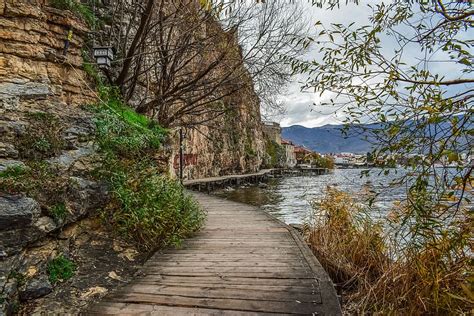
[213,168,408,225]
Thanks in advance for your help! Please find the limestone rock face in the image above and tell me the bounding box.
[0,141,18,158]
[167,51,265,179]
[171,90,265,179]
[0,0,95,112]
[66,176,107,222]
[0,3,102,311]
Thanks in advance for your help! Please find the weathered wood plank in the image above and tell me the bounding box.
[160,248,304,254]
[134,282,319,293]
[88,302,292,315]
[153,254,302,260]
[135,275,319,287]
[112,284,321,303]
[104,293,324,314]
[145,266,311,275]
[143,272,313,279]
[144,261,308,268]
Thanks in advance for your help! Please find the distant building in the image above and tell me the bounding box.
[334,156,351,165]
[281,139,297,167]
[333,152,355,166]
[262,122,281,145]
[332,152,368,167]
[294,146,312,165]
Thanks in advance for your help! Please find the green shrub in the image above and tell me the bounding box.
[93,88,205,249]
[94,107,164,158]
[50,203,67,223]
[50,0,96,27]
[102,163,205,249]
[47,254,76,284]
[92,87,165,158]
[0,165,27,178]
[33,138,52,152]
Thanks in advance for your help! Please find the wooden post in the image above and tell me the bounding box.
[179,128,184,184]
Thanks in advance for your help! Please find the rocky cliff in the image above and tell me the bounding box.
[165,14,265,179]
[170,83,265,179]
[0,0,99,242]
[0,1,105,313]
[0,0,95,109]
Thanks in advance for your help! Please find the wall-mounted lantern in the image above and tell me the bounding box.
[93,46,114,69]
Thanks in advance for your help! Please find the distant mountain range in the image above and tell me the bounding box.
[282,124,376,154]
[282,115,471,154]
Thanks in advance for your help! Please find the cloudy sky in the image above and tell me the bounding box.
[270,1,470,128]
[274,1,367,127]
[274,1,372,128]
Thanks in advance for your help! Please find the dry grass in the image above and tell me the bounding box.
[17,112,66,160]
[305,187,473,314]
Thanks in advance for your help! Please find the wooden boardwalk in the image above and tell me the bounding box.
[88,192,341,315]
[183,169,274,192]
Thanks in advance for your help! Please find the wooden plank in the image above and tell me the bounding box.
[144,266,311,274]
[174,245,298,250]
[200,228,290,232]
[114,284,321,303]
[159,248,303,254]
[105,293,324,315]
[134,275,319,287]
[147,259,306,264]
[154,253,301,258]
[88,302,288,316]
[143,272,313,278]
[183,238,294,242]
[134,282,319,293]
[181,240,296,246]
[144,261,308,268]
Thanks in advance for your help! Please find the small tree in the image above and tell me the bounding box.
[292,0,472,224]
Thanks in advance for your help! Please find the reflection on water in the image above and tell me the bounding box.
[213,168,407,224]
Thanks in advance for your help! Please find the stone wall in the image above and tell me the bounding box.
[263,122,282,145]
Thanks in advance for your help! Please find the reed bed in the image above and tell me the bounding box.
[305,187,473,314]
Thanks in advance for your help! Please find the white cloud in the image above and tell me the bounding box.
[271,1,375,127]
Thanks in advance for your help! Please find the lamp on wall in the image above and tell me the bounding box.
[93,46,114,69]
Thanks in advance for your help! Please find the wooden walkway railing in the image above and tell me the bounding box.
[88,192,341,315]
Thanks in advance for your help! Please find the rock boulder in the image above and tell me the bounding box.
[19,274,52,301]
[0,195,40,230]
